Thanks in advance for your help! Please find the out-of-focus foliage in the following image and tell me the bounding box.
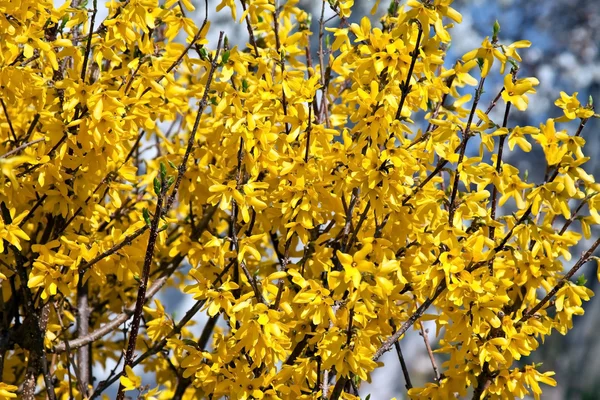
[0,0,599,399]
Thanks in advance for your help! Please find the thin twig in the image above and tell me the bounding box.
[559,193,595,235]
[90,302,218,399]
[389,319,412,390]
[0,138,44,159]
[489,99,513,241]
[115,180,185,400]
[489,69,517,242]
[0,98,17,143]
[394,21,423,121]
[305,105,313,163]
[53,205,216,353]
[272,0,290,134]
[230,138,266,304]
[317,0,327,125]
[271,234,292,310]
[419,324,440,382]
[77,226,148,274]
[76,275,91,395]
[54,302,87,397]
[116,35,223,396]
[520,236,600,322]
[402,85,505,206]
[59,130,144,237]
[80,0,97,83]
[345,202,371,251]
[447,76,486,227]
[239,0,259,57]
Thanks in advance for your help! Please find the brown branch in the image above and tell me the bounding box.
[76,275,91,396]
[471,362,491,400]
[305,44,319,117]
[0,98,17,143]
[304,105,313,163]
[394,20,423,121]
[419,324,440,382]
[115,179,177,400]
[389,319,412,390]
[54,302,87,397]
[520,236,600,322]
[230,138,266,304]
[22,304,56,400]
[53,205,216,354]
[272,0,290,135]
[447,76,486,227]
[339,188,359,246]
[285,334,310,365]
[346,308,354,348]
[239,0,259,57]
[317,0,327,125]
[330,375,346,400]
[19,194,47,227]
[272,234,292,310]
[402,85,505,206]
[373,282,446,363]
[163,40,224,213]
[0,138,44,159]
[559,193,595,235]
[90,302,218,399]
[116,34,224,395]
[53,268,167,353]
[77,226,148,274]
[345,202,370,251]
[80,0,97,83]
[489,98,513,241]
[574,115,591,138]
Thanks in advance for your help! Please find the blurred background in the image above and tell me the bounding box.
[88,0,600,398]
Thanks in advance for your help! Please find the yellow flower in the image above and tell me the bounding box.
[501,74,539,111]
[462,37,506,77]
[120,366,142,391]
[532,119,570,166]
[0,0,597,399]
[0,383,17,400]
[336,244,375,289]
[554,91,595,121]
[0,210,31,253]
[501,40,531,66]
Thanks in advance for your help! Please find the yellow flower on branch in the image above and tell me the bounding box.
[501,74,539,111]
[119,366,142,392]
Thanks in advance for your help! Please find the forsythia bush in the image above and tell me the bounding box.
[1,0,599,398]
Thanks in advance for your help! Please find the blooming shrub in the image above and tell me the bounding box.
[0,0,599,399]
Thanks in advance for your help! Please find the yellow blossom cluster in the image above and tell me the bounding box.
[0,0,599,399]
